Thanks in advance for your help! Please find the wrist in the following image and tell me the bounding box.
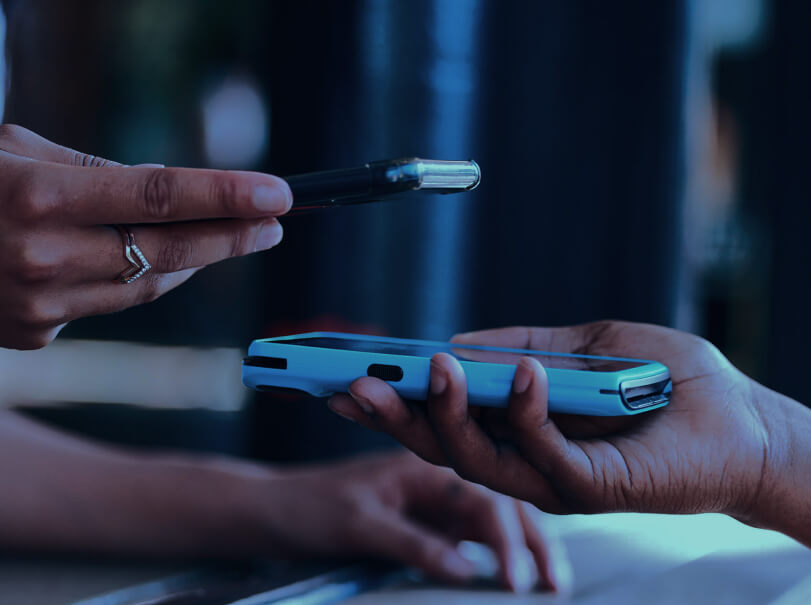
[741,382,811,546]
[102,452,284,557]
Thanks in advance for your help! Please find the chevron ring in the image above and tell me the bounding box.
[115,225,152,284]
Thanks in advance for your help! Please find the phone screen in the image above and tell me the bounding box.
[282,337,646,372]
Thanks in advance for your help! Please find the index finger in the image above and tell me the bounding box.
[30,164,292,224]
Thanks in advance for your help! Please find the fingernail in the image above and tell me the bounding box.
[253,183,291,213]
[327,398,357,423]
[512,359,533,395]
[430,361,448,396]
[510,548,537,594]
[452,331,473,342]
[255,221,283,251]
[441,548,476,580]
[348,387,373,414]
[133,163,165,168]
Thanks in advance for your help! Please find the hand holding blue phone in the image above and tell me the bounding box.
[325,320,811,550]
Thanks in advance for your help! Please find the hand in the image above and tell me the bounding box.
[0,412,562,592]
[261,451,560,592]
[0,124,291,349]
[328,321,809,541]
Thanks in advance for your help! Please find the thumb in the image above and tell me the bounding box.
[0,123,121,167]
[358,508,476,583]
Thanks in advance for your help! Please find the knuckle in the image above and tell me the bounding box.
[690,334,717,355]
[141,169,179,219]
[0,123,27,145]
[689,335,733,371]
[229,222,258,258]
[18,256,61,284]
[157,235,194,272]
[18,297,63,329]
[10,240,61,284]
[338,494,374,534]
[210,175,243,216]
[5,170,51,223]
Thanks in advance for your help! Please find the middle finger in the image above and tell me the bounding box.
[424,354,563,505]
[425,353,504,479]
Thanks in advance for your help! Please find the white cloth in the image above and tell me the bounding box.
[347,512,811,604]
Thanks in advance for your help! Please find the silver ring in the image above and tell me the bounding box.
[115,225,151,284]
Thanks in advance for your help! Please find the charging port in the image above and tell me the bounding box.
[620,377,671,410]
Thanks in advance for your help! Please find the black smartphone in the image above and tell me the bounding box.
[283,157,480,213]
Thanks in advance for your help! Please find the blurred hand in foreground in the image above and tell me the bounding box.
[0,413,563,593]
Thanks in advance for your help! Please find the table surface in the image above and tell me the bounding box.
[2,512,809,605]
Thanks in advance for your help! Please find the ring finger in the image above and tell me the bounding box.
[67,218,282,283]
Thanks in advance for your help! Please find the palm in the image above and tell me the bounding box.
[334,321,766,518]
[466,322,763,514]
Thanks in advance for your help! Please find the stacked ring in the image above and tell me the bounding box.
[115,225,152,284]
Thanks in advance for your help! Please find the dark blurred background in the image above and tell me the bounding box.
[3,0,808,462]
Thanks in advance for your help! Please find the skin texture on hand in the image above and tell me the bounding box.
[0,412,561,593]
[0,124,292,350]
[328,321,811,547]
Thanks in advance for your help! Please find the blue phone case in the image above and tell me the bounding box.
[242,332,671,416]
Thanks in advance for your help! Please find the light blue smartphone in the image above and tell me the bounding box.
[242,332,671,416]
